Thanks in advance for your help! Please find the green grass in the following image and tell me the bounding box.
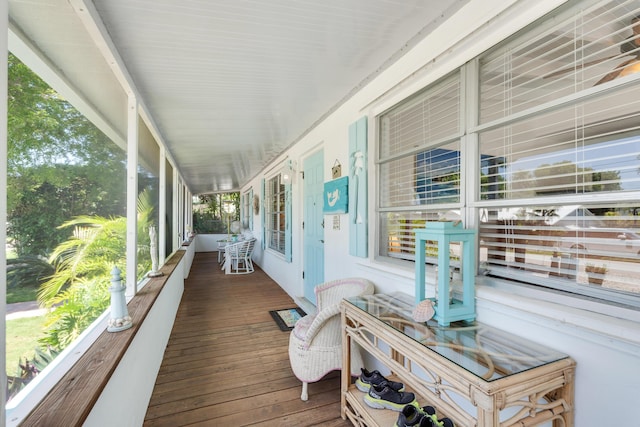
[6,249,41,304]
[6,315,47,375]
[6,286,39,304]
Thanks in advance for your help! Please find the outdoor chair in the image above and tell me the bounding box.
[288,277,375,401]
[217,240,228,264]
[223,238,256,274]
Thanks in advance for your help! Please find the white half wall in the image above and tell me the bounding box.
[83,256,185,427]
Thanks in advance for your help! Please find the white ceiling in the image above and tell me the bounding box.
[9,0,468,194]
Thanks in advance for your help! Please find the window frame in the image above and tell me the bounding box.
[262,172,292,261]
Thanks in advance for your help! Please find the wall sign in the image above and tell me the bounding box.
[323,176,348,214]
[332,159,342,179]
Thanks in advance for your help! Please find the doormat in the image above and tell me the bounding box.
[269,307,306,331]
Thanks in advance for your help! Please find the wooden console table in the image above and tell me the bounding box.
[340,293,575,427]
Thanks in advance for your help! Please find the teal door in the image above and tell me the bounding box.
[303,149,324,305]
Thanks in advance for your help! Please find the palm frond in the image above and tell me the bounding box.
[40,215,126,306]
[7,256,55,289]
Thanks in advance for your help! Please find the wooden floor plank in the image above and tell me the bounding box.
[144,252,352,427]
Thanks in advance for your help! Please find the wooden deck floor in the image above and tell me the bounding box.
[143,252,352,427]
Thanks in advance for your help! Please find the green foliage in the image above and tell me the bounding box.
[5,53,156,399]
[193,211,225,233]
[7,345,58,402]
[194,192,239,233]
[6,286,39,305]
[37,189,154,349]
[38,215,127,307]
[6,256,54,290]
[39,277,110,349]
[136,188,154,280]
[7,53,126,257]
[6,315,47,374]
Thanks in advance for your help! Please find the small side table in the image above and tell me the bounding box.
[340,293,575,427]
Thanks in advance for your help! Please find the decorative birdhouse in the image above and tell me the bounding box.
[414,221,477,326]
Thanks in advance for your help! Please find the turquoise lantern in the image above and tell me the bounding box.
[414,221,477,326]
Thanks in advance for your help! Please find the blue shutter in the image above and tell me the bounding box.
[349,116,368,257]
[284,169,293,262]
[249,188,254,231]
[261,178,266,250]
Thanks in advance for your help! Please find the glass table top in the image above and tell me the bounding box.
[345,293,569,381]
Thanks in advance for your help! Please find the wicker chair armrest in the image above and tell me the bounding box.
[302,303,341,347]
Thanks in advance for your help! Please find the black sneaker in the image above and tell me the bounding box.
[395,405,439,427]
[419,410,454,427]
[394,404,424,427]
[364,383,418,411]
[355,368,404,392]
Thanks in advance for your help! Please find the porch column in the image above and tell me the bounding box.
[0,0,8,409]
[159,145,166,264]
[126,95,138,298]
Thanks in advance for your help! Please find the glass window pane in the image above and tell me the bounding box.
[479,75,640,200]
[379,210,456,262]
[379,73,460,159]
[6,53,127,401]
[479,204,640,296]
[265,174,286,254]
[479,2,640,123]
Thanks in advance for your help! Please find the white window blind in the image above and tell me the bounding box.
[477,0,640,300]
[379,210,450,262]
[265,174,285,254]
[479,84,640,200]
[379,73,461,159]
[479,204,640,299]
[375,0,640,303]
[378,72,462,262]
[479,0,640,124]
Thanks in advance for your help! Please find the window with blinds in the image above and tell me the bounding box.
[376,0,640,302]
[477,0,640,301]
[378,73,462,262]
[265,174,286,254]
[242,190,251,230]
[479,204,640,302]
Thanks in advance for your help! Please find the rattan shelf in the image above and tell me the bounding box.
[340,294,575,427]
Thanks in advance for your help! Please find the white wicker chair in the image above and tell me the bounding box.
[288,277,375,401]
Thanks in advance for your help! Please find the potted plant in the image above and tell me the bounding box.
[585,263,607,285]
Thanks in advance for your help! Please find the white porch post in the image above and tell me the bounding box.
[1,0,9,412]
[126,95,138,298]
[175,178,180,245]
[187,189,192,236]
[173,170,180,251]
[159,146,167,264]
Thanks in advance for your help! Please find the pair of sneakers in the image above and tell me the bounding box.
[356,368,418,412]
[395,404,455,427]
